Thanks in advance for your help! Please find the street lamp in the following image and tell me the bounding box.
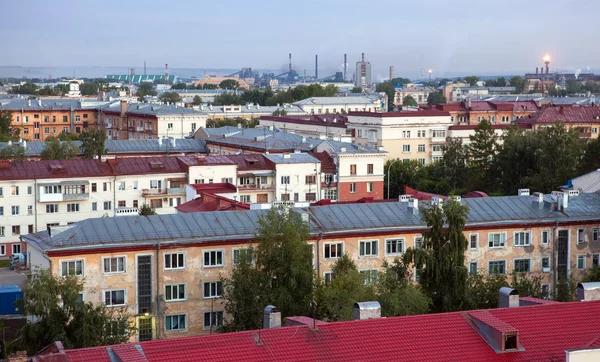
[386,158,400,200]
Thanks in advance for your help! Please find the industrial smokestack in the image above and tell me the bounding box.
[389,66,395,80]
[289,53,292,72]
[344,54,347,81]
[315,54,318,79]
[536,67,538,74]
[144,60,147,76]
[361,52,365,62]
[165,63,169,85]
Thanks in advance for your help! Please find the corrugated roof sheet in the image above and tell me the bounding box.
[516,105,600,125]
[264,153,320,164]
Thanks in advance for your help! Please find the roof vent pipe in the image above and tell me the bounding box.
[532,192,544,203]
[263,305,281,328]
[576,282,600,301]
[353,301,381,320]
[517,188,530,196]
[499,287,519,308]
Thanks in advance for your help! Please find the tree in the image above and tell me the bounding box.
[466,273,508,309]
[440,137,467,191]
[219,79,240,90]
[390,78,411,87]
[0,110,20,142]
[79,129,106,159]
[467,119,498,191]
[158,92,182,104]
[582,266,600,282]
[375,81,395,111]
[138,204,157,216]
[485,77,507,87]
[493,126,538,194]
[213,93,243,106]
[402,95,417,107]
[40,137,79,160]
[580,138,600,174]
[221,207,313,332]
[15,268,133,355]
[376,257,431,317]
[201,83,218,90]
[405,199,470,312]
[351,87,363,93]
[0,145,25,161]
[170,83,188,90]
[58,132,79,141]
[464,76,480,86]
[8,82,39,95]
[509,76,525,93]
[136,83,157,101]
[384,159,424,199]
[79,82,99,96]
[426,91,446,105]
[272,109,287,116]
[510,272,546,299]
[192,95,203,106]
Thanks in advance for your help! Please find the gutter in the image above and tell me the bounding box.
[155,241,161,340]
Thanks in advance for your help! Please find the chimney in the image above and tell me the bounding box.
[532,192,544,203]
[467,98,472,108]
[315,54,318,79]
[158,137,162,146]
[264,305,281,328]
[120,100,127,117]
[27,99,31,107]
[237,123,242,129]
[300,212,310,224]
[288,53,292,72]
[536,67,538,74]
[38,99,42,106]
[353,301,381,320]
[22,140,26,149]
[517,188,530,196]
[361,52,365,62]
[499,287,519,308]
[399,194,411,202]
[552,191,568,209]
[431,196,443,207]
[171,138,177,147]
[576,282,600,301]
[283,153,291,159]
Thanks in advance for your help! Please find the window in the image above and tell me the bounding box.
[305,192,316,201]
[402,144,410,153]
[367,164,374,174]
[165,284,186,302]
[431,130,446,138]
[385,238,404,256]
[414,236,423,249]
[104,290,126,306]
[469,262,478,274]
[514,259,531,273]
[359,240,378,257]
[0,245,4,255]
[103,256,126,274]
[280,193,290,201]
[489,260,506,275]
[150,199,162,209]
[350,183,356,193]
[514,231,531,246]
[402,130,411,138]
[359,269,379,284]
[541,230,550,245]
[469,233,479,249]
[167,123,173,130]
[164,253,185,270]
[367,182,373,192]
[117,182,125,191]
[593,254,600,267]
[91,183,97,192]
[118,200,126,208]
[323,271,335,283]
[577,228,585,244]
[132,181,138,190]
[418,130,426,138]
[204,311,225,330]
[91,202,97,211]
[203,281,223,298]
[542,256,550,272]
[11,206,19,216]
[103,201,112,210]
[12,225,20,235]
[593,228,599,242]
[61,260,84,276]
[28,225,34,233]
[11,186,18,196]
[324,242,343,259]
[67,203,80,212]
[418,144,425,152]
[165,315,186,332]
[280,176,290,184]
[221,177,233,184]
[350,164,357,175]
[577,255,586,269]
[133,200,138,208]
[0,206,3,216]
[44,185,61,194]
[149,180,162,189]
[0,187,2,196]
[63,115,68,122]
[12,244,20,254]
[203,250,224,267]
[34,134,39,140]
[0,227,4,237]
[239,195,251,203]
[27,186,32,195]
[44,127,50,134]
[233,248,254,265]
[488,232,506,248]
[305,175,316,184]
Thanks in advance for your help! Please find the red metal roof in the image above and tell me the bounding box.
[224,154,275,171]
[176,192,250,213]
[310,152,336,174]
[349,110,451,117]
[64,300,600,362]
[0,159,114,181]
[189,182,237,194]
[516,105,600,125]
[448,124,531,130]
[260,115,348,128]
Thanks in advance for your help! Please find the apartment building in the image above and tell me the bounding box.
[0,156,236,257]
[22,191,600,341]
[99,101,207,140]
[0,99,101,141]
[264,153,321,203]
[516,105,600,139]
[257,115,351,139]
[393,86,436,106]
[347,110,452,162]
[293,95,386,114]
[433,100,540,125]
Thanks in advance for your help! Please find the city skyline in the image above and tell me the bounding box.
[2,0,599,80]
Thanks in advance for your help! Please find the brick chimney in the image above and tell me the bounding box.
[120,100,127,118]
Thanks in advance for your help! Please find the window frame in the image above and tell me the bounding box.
[384,238,404,256]
[541,230,550,245]
[469,261,478,274]
[324,242,343,259]
[358,240,378,258]
[203,311,225,330]
[513,258,531,273]
[488,260,506,275]
[488,232,507,249]
[577,254,586,269]
[513,231,532,247]
[102,256,127,275]
[577,228,585,244]
[541,256,550,272]
[203,281,223,299]
[232,247,254,266]
[592,228,599,243]
[469,233,479,250]
[60,259,84,277]
[103,289,127,307]
[202,249,225,268]
[165,314,187,333]
[164,283,187,302]
[164,252,186,270]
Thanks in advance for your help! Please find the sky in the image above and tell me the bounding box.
[1,0,599,79]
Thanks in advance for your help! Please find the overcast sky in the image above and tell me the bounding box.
[2,0,599,79]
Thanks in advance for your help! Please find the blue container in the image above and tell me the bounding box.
[0,285,23,315]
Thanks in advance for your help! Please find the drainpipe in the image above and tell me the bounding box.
[113,176,117,217]
[155,242,161,340]
[552,221,558,300]
[34,179,38,232]
[316,233,322,278]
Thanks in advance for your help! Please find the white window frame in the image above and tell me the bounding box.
[541,256,550,272]
[350,183,356,193]
[359,269,379,285]
[203,311,225,330]
[324,242,343,259]
[232,247,254,266]
[203,281,223,299]
[164,252,186,270]
[414,236,423,249]
[402,144,410,153]
[592,228,599,243]
[469,233,479,250]
[577,255,586,269]
[60,259,84,277]
[513,231,531,247]
[385,238,404,256]
[165,283,187,302]
[541,230,550,245]
[469,261,478,274]
[359,240,378,258]
[0,245,5,256]
[103,289,126,307]
[488,260,506,275]
[202,249,225,268]
[102,256,127,274]
[12,244,20,254]
[165,314,187,333]
[323,271,334,283]
[488,232,506,249]
[513,258,531,273]
[577,228,585,244]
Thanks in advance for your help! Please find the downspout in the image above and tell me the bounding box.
[34,179,38,232]
[155,242,161,340]
[552,221,558,300]
[113,176,117,217]
[316,233,322,278]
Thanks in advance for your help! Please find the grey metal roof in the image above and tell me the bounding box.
[0,99,110,111]
[24,193,600,252]
[0,139,206,156]
[100,102,201,116]
[264,153,320,164]
[294,96,381,106]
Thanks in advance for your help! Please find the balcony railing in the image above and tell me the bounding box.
[238,184,275,191]
[116,207,139,215]
[63,193,89,201]
[141,188,167,196]
[167,187,186,195]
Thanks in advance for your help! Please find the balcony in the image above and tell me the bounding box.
[141,188,167,196]
[430,135,446,143]
[116,207,139,216]
[430,149,443,157]
[38,193,63,203]
[237,184,275,191]
[136,126,144,132]
[63,193,89,201]
[167,187,186,195]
